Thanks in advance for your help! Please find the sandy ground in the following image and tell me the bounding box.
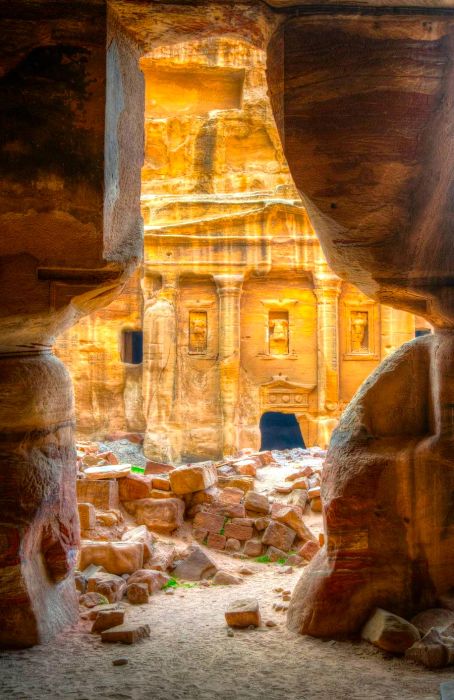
[1,558,453,700]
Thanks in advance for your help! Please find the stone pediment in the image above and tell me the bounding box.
[260,375,316,411]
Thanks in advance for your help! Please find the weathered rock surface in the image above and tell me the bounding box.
[101,623,151,645]
[91,609,125,633]
[79,542,144,576]
[172,545,218,581]
[405,628,454,669]
[361,609,420,654]
[127,569,170,595]
[126,582,149,605]
[213,571,243,586]
[169,463,218,495]
[125,498,185,534]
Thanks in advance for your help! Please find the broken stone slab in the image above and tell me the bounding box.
[262,521,296,552]
[152,476,171,491]
[244,491,270,515]
[125,497,185,534]
[169,462,218,495]
[213,571,243,585]
[145,460,174,475]
[270,503,316,542]
[79,541,144,575]
[86,572,127,603]
[126,582,149,605]
[91,608,125,633]
[172,545,218,581]
[225,538,241,553]
[118,473,153,501]
[225,598,261,628]
[77,479,119,510]
[101,623,151,644]
[81,603,123,621]
[127,569,170,595]
[361,608,420,654]
[405,627,454,669]
[411,609,454,636]
[84,464,132,480]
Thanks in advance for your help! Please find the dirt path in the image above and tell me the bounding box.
[1,562,452,700]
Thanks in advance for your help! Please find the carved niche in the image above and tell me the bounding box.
[188,310,208,354]
[269,310,289,355]
[260,376,315,412]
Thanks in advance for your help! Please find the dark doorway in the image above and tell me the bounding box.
[259,411,305,450]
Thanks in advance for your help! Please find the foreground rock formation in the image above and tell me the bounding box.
[271,12,454,636]
[0,2,142,646]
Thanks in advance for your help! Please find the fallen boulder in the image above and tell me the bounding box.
[172,545,218,581]
[361,608,420,654]
[101,623,151,644]
[169,462,218,495]
[225,598,261,628]
[79,541,144,575]
[126,498,185,534]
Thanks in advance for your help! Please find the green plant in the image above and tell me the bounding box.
[277,557,288,565]
[255,555,271,564]
[162,577,197,590]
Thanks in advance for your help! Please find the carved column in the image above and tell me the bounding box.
[142,273,180,463]
[0,351,79,648]
[214,274,244,458]
[313,275,342,447]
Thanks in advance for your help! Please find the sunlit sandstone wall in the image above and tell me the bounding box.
[58,30,416,463]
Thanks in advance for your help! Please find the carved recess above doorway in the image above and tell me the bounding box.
[260,375,316,413]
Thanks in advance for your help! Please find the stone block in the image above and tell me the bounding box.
[207,533,226,550]
[213,571,242,585]
[288,489,308,510]
[218,487,244,505]
[405,628,454,668]
[244,491,270,514]
[91,608,125,633]
[78,502,96,530]
[225,598,261,628]
[262,521,296,552]
[244,540,263,557]
[224,522,253,541]
[101,623,151,644]
[225,538,241,553]
[118,474,153,501]
[193,527,208,543]
[145,460,174,475]
[77,479,119,510]
[271,503,316,542]
[126,582,149,604]
[84,464,131,480]
[79,541,144,575]
[308,486,321,500]
[172,545,218,581]
[87,572,126,603]
[193,511,224,533]
[127,498,185,534]
[299,540,320,561]
[361,608,420,653]
[152,476,171,491]
[127,569,170,594]
[410,609,454,636]
[254,517,270,532]
[169,462,218,495]
[310,497,322,512]
[266,546,287,562]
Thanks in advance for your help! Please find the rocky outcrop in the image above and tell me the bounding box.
[268,10,454,637]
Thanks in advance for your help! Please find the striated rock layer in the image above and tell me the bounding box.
[268,12,454,636]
